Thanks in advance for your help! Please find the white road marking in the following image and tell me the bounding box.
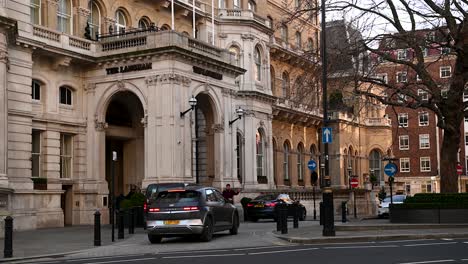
[83,257,157,264]
[162,253,245,259]
[397,260,455,264]
[318,241,376,245]
[403,242,458,247]
[66,255,144,262]
[234,245,295,251]
[463,242,468,244]
[461,259,468,261]
[379,239,435,244]
[248,248,318,255]
[324,245,399,249]
[441,238,453,241]
[158,249,231,255]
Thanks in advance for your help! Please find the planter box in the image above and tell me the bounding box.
[391,208,468,223]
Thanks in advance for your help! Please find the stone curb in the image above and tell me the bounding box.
[335,224,468,231]
[274,232,468,244]
[0,249,88,263]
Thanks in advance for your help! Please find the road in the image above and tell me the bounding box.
[14,238,468,264]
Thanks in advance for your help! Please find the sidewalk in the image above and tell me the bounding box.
[274,218,468,243]
[0,225,144,262]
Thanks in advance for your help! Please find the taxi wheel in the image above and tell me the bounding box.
[230,213,239,235]
[200,217,213,242]
[148,234,162,244]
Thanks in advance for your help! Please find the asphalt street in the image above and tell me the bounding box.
[14,238,468,264]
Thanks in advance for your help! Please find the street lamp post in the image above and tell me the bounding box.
[321,0,335,237]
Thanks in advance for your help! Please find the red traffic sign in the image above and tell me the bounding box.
[350,177,359,188]
[457,164,463,175]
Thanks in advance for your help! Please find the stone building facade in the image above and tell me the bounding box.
[0,0,389,230]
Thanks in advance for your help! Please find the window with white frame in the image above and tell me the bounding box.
[60,134,72,178]
[283,142,290,181]
[397,93,407,103]
[233,0,240,9]
[441,89,449,99]
[440,66,451,78]
[229,46,240,65]
[256,129,265,177]
[138,17,150,29]
[398,113,408,127]
[400,158,410,172]
[420,157,431,172]
[397,49,407,60]
[421,47,428,57]
[280,25,288,43]
[421,181,432,193]
[419,112,429,126]
[397,72,407,83]
[297,144,304,181]
[247,0,256,12]
[282,72,289,98]
[59,86,73,105]
[464,91,468,102]
[31,130,42,177]
[419,134,430,149]
[295,31,302,49]
[218,0,226,8]
[254,46,262,81]
[377,73,388,84]
[115,9,127,33]
[399,135,409,150]
[30,0,41,25]
[441,47,450,55]
[418,89,428,101]
[32,80,41,101]
[88,1,101,38]
[57,0,72,33]
[465,133,468,146]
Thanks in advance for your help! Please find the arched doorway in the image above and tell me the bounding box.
[194,93,216,186]
[105,91,145,198]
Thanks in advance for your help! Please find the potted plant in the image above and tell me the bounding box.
[369,173,378,186]
[120,192,146,227]
[32,177,47,190]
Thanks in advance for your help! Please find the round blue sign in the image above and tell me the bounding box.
[308,160,317,171]
[384,163,398,177]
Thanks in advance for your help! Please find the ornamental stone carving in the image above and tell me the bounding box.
[46,0,59,6]
[141,116,148,127]
[84,83,96,94]
[77,7,91,17]
[0,50,8,64]
[145,74,191,86]
[94,119,108,131]
[116,80,125,90]
[212,123,224,133]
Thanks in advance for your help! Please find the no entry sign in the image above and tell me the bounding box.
[350,177,359,188]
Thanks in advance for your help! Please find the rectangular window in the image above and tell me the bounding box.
[60,134,72,178]
[419,134,430,149]
[465,133,468,146]
[398,113,408,127]
[465,117,468,123]
[60,86,72,105]
[440,66,452,78]
[464,92,468,102]
[441,47,450,55]
[397,49,407,60]
[419,112,429,126]
[233,0,240,8]
[420,157,431,172]
[400,158,410,173]
[57,0,71,33]
[30,0,41,25]
[32,80,41,101]
[417,89,428,101]
[405,184,411,195]
[377,74,388,84]
[399,135,409,150]
[422,47,428,57]
[32,130,42,177]
[397,72,407,83]
[421,181,432,193]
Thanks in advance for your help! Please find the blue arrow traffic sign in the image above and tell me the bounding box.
[322,127,332,144]
[308,160,317,171]
[384,163,398,177]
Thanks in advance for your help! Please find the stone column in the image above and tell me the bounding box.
[275,149,284,187]
[0,32,7,186]
[44,0,59,30]
[290,150,298,187]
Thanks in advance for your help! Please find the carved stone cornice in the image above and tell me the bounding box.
[46,0,59,6]
[218,33,228,39]
[94,119,108,131]
[212,123,224,133]
[241,34,255,40]
[104,17,116,24]
[145,74,191,86]
[84,83,96,94]
[77,7,91,17]
[141,116,148,128]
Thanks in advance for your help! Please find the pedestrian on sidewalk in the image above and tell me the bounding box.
[222,184,240,204]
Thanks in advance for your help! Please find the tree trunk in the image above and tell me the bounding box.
[439,119,462,193]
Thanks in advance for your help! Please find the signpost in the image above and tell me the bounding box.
[309,160,318,220]
[384,163,398,205]
[350,177,359,188]
[350,177,358,218]
[322,127,332,144]
[308,160,317,171]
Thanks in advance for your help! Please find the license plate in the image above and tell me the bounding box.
[254,204,264,208]
[164,220,180,225]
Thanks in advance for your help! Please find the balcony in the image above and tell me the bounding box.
[364,117,392,127]
[273,98,322,126]
[218,9,269,28]
[21,25,237,66]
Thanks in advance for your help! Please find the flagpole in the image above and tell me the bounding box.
[211,0,215,45]
[171,0,175,29]
[193,0,196,37]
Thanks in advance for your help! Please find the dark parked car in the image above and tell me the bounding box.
[245,194,306,222]
[146,186,239,243]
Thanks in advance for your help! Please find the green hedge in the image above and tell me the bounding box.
[391,203,468,210]
[392,193,468,209]
[120,192,146,210]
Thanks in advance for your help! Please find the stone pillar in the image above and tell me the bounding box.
[142,77,158,188]
[75,7,90,38]
[44,0,59,31]
[43,130,61,180]
[0,32,7,187]
[290,151,298,187]
[275,149,284,187]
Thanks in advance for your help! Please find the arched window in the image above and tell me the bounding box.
[267,16,273,29]
[236,132,243,183]
[283,141,290,182]
[256,129,266,177]
[218,0,226,9]
[229,45,240,65]
[115,9,127,33]
[254,46,262,81]
[270,65,276,93]
[233,0,240,9]
[88,1,101,38]
[280,24,288,43]
[307,38,313,51]
[32,80,41,101]
[138,17,150,29]
[161,24,171,31]
[282,72,290,98]
[248,0,256,12]
[297,143,304,182]
[369,150,382,183]
[57,0,72,33]
[59,86,73,105]
[295,31,302,49]
[30,0,42,25]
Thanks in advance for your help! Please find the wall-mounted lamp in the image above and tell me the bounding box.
[180,96,197,117]
[229,107,244,126]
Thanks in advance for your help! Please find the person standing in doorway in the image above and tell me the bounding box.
[222,184,240,204]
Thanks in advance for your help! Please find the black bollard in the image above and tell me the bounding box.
[118,210,124,239]
[4,216,13,258]
[293,204,299,229]
[281,204,288,234]
[275,206,281,232]
[319,202,323,225]
[94,210,101,246]
[129,207,135,234]
[341,201,347,223]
